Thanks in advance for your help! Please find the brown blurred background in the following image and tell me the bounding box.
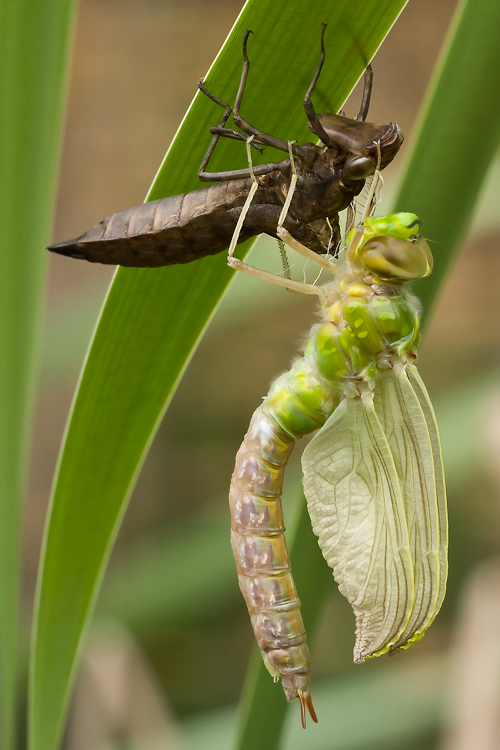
[26,0,500,747]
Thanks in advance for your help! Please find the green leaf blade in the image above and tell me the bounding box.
[0,0,78,747]
[30,255,234,750]
[393,0,500,318]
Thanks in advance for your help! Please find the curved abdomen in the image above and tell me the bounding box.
[230,405,310,702]
[229,358,340,719]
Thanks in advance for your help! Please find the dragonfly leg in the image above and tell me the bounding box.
[272,141,339,277]
[228,137,321,296]
[208,126,264,152]
[277,141,298,229]
[228,256,322,295]
[276,227,340,277]
[347,143,382,261]
[231,31,305,157]
[197,80,284,182]
[227,135,259,259]
[275,141,300,279]
[276,236,292,280]
[303,24,337,148]
[198,156,283,183]
[197,80,233,174]
[345,200,357,236]
[275,142,340,275]
[198,82,263,151]
[356,65,373,122]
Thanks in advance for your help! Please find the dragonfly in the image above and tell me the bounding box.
[229,162,448,727]
[47,26,402,267]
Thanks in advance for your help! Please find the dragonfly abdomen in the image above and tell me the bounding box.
[48,180,262,267]
[229,360,340,722]
[230,405,311,701]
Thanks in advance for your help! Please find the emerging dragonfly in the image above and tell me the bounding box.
[229,161,448,726]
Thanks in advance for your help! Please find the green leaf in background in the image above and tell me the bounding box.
[0,0,78,747]
[394,0,500,320]
[184,654,446,750]
[30,1,409,748]
[98,510,236,630]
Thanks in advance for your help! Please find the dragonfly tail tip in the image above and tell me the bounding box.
[298,691,318,727]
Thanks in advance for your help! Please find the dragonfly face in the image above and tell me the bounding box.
[357,234,433,280]
[352,213,434,281]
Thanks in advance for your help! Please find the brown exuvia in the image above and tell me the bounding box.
[48,26,403,268]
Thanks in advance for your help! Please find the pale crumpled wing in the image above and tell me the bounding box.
[302,395,414,663]
[407,365,448,633]
[372,364,448,652]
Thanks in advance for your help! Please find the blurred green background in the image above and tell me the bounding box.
[28,0,500,747]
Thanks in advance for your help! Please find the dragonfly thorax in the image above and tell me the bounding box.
[312,272,421,392]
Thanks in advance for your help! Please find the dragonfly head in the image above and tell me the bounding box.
[353,212,433,281]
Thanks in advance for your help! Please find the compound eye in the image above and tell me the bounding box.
[357,235,434,280]
[343,155,377,181]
